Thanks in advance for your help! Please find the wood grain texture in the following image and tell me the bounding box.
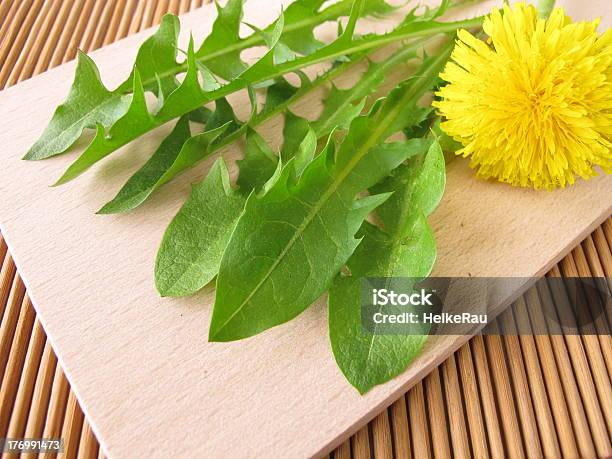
[0,1,610,457]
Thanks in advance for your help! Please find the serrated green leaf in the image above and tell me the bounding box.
[105,30,423,214]
[25,0,383,162]
[155,158,247,297]
[137,39,452,302]
[281,111,317,176]
[54,36,206,185]
[100,66,327,215]
[278,0,328,55]
[208,53,445,342]
[24,15,181,161]
[97,115,192,214]
[209,145,394,341]
[261,76,306,115]
[52,67,154,186]
[188,106,212,124]
[238,14,286,82]
[205,96,241,134]
[99,119,228,213]
[98,57,362,214]
[134,14,181,97]
[208,40,453,342]
[310,44,416,137]
[246,21,298,65]
[328,139,446,393]
[41,0,482,185]
[139,34,453,302]
[23,52,130,161]
[278,0,395,55]
[313,84,367,136]
[292,128,318,177]
[280,111,312,159]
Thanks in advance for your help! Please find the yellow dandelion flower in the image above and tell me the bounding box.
[433,3,612,190]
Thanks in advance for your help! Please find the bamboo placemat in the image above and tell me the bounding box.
[0,1,610,458]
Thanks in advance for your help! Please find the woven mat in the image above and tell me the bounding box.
[0,1,611,458]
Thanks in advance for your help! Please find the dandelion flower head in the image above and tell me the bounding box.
[434,3,611,189]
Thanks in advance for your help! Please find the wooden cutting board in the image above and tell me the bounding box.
[0,0,610,457]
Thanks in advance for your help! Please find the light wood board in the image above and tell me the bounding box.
[0,1,610,457]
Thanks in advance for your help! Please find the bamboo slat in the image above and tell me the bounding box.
[371,411,393,459]
[512,296,564,458]
[484,329,526,458]
[0,254,17,321]
[423,367,452,459]
[388,397,410,458]
[351,425,371,459]
[5,320,46,440]
[548,265,612,457]
[0,295,35,438]
[61,391,85,458]
[441,355,471,458]
[0,234,7,266]
[77,421,99,459]
[469,334,505,458]
[39,366,70,459]
[498,311,542,456]
[539,278,601,458]
[455,344,488,459]
[407,383,431,459]
[23,341,58,444]
[0,2,610,458]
